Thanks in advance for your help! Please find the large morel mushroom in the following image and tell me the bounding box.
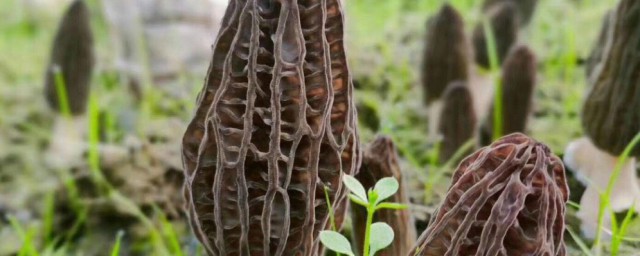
[181,0,360,255]
[410,133,569,256]
[564,0,640,239]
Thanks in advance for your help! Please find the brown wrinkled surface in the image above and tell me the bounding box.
[482,0,538,27]
[479,46,536,146]
[351,136,416,256]
[410,133,569,256]
[421,4,470,105]
[181,0,360,255]
[438,82,476,164]
[582,0,640,157]
[44,0,94,115]
[473,1,518,69]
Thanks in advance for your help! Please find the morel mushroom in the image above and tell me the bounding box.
[479,45,537,146]
[43,0,95,169]
[421,4,471,139]
[410,133,569,256]
[181,0,360,255]
[563,0,640,239]
[482,0,539,27]
[352,136,416,256]
[472,1,518,69]
[44,0,94,115]
[437,81,476,164]
[422,4,470,105]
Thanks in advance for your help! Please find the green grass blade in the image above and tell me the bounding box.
[52,66,72,118]
[110,230,125,256]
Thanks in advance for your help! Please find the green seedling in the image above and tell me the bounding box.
[320,175,407,256]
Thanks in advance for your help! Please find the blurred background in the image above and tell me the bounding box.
[0,0,632,255]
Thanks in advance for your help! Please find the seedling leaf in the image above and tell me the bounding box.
[369,222,394,256]
[344,175,368,202]
[319,231,354,256]
[373,177,399,204]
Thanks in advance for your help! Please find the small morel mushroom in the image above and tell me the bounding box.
[421,4,471,139]
[482,0,539,27]
[422,4,470,105]
[410,133,569,256]
[472,1,518,69]
[182,0,360,255]
[437,82,476,164]
[479,45,537,146]
[564,0,640,239]
[43,0,95,169]
[44,0,94,115]
[351,136,416,256]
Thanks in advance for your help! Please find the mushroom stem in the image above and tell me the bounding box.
[45,115,87,169]
[427,100,443,142]
[564,137,640,239]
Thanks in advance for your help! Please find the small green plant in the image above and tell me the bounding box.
[320,175,407,256]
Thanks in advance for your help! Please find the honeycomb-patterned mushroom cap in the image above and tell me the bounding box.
[582,0,640,158]
[181,0,360,255]
[410,133,569,256]
[421,4,470,105]
[44,0,94,115]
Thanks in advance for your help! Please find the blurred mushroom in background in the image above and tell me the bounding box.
[472,1,519,70]
[410,133,568,256]
[482,0,539,27]
[437,82,476,164]
[101,0,227,102]
[421,4,471,140]
[479,45,537,146]
[352,136,416,256]
[563,0,640,239]
[43,0,94,169]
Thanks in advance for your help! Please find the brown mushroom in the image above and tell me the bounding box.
[564,0,640,239]
[181,0,360,255]
[437,81,476,164]
[421,3,470,106]
[479,45,537,146]
[472,1,518,69]
[410,133,569,256]
[43,0,94,169]
[44,0,94,116]
[481,0,539,27]
[351,136,416,256]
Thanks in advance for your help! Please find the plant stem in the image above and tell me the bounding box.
[363,205,375,256]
